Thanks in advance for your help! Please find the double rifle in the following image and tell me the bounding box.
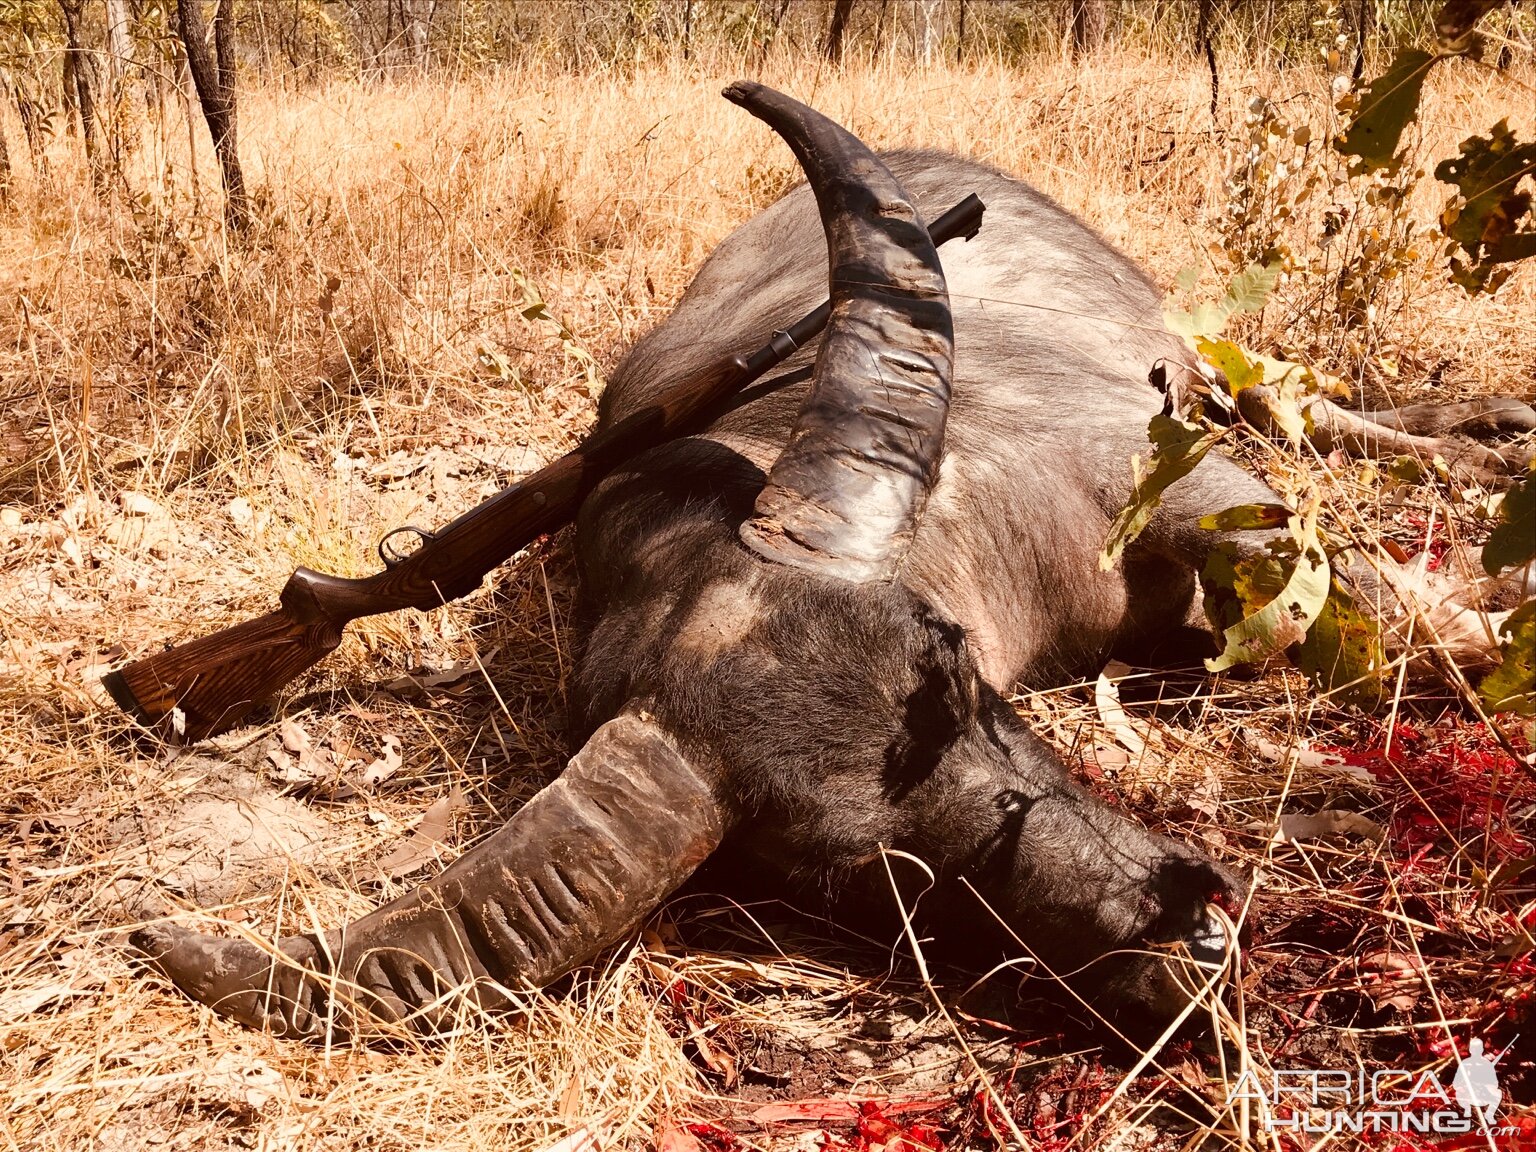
[103,195,985,741]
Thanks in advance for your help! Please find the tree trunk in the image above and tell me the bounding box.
[178,57,201,208]
[872,0,890,55]
[1495,8,1514,70]
[824,0,854,61]
[58,0,104,191]
[177,0,249,231]
[1349,0,1373,80]
[955,0,967,62]
[915,0,940,65]
[105,0,136,177]
[1068,0,1106,56]
[402,0,431,70]
[1197,0,1219,120]
[12,85,48,177]
[760,0,791,61]
[106,0,136,78]
[0,116,12,206]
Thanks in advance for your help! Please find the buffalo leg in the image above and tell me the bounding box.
[1235,387,1533,485]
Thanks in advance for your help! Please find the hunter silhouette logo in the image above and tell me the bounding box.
[1452,1038,1502,1123]
[1225,1036,1519,1136]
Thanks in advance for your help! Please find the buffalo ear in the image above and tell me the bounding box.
[881,614,978,798]
[723,82,953,584]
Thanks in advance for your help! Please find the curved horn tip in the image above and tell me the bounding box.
[720,79,756,103]
[131,923,257,1003]
[131,922,322,1033]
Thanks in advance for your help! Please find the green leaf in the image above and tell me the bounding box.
[1220,262,1280,317]
[1165,301,1233,341]
[1296,578,1385,709]
[1195,338,1264,396]
[1100,416,1226,570]
[1335,48,1438,171]
[1165,262,1280,341]
[1199,503,1293,532]
[1201,541,1292,637]
[1434,120,1536,296]
[1206,512,1331,673]
[1482,469,1535,575]
[1479,600,1536,715]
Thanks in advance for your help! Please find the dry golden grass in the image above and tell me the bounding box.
[1,44,1533,1151]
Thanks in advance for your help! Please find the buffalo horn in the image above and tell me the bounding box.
[131,713,725,1038]
[725,81,954,583]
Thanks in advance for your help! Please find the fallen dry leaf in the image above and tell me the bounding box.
[381,662,478,698]
[748,1097,948,1125]
[226,496,254,531]
[536,1125,601,1152]
[1188,768,1223,820]
[689,1024,738,1087]
[1357,949,1427,1013]
[196,1050,285,1111]
[0,981,97,1023]
[1094,660,1149,757]
[67,647,122,708]
[376,786,466,878]
[654,1123,705,1152]
[268,719,336,785]
[327,735,368,770]
[1276,809,1386,844]
[558,1074,584,1125]
[279,719,310,756]
[1242,729,1376,785]
[358,734,403,788]
[118,490,164,519]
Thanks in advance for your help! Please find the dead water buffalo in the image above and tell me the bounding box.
[131,82,1531,1039]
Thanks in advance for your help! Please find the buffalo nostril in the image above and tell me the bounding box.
[1186,908,1231,969]
[1152,907,1234,1008]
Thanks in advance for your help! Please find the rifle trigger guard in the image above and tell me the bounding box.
[378,525,436,567]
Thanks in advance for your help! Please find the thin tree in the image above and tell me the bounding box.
[105,0,134,83]
[104,0,135,179]
[1197,0,1219,120]
[1068,0,1106,56]
[177,0,249,231]
[915,0,940,65]
[0,112,11,206]
[1348,0,1374,80]
[402,0,430,71]
[58,0,103,191]
[824,0,854,61]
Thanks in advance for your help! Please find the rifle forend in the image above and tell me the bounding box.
[102,193,986,741]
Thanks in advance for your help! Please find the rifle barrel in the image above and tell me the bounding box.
[103,193,987,740]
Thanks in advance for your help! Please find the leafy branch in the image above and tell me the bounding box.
[1334,0,1536,295]
[1479,471,1535,715]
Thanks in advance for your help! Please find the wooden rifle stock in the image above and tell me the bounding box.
[103,193,986,740]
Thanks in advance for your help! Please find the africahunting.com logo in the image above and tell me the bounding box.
[1224,1037,1521,1138]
